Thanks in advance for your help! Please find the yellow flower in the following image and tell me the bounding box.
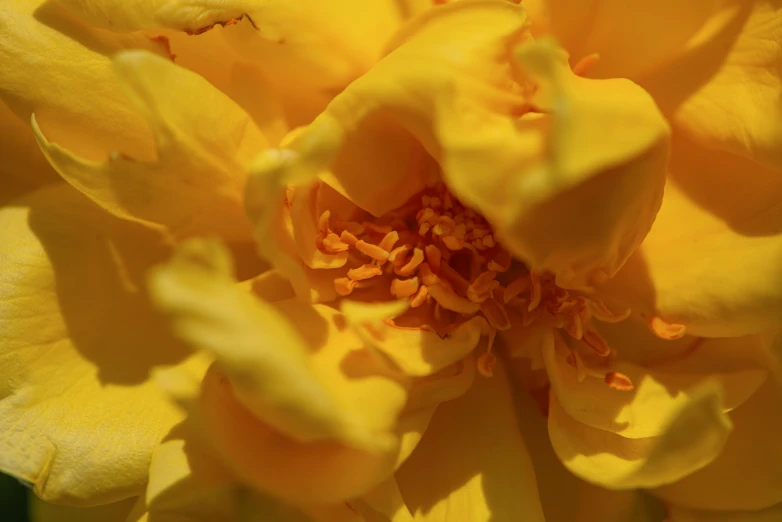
[0,1,780,522]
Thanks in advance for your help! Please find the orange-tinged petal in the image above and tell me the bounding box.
[667,502,782,522]
[396,360,546,522]
[654,380,782,512]
[0,0,166,161]
[603,135,782,337]
[34,50,269,241]
[643,0,782,170]
[0,185,189,505]
[548,381,732,490]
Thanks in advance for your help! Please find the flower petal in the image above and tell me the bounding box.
[548,380,733,489]
[643,0,782,170]
[0,0,166,160]
[59,0,414,125]
[441,38,669,288]
[524,0,726,81]
[395,361,546,522]
[29,497,137,522]
[34,50,269,241]
[544,320,768,439]
[602,135,782,337]
[0,185,189,504]
[654,380,782,512]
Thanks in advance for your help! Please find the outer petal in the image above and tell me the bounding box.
[395,361,546,522]
[602,135,782,337]
[0,0,166,160]
[643,0,782,170]
[59,0,415,125]
[548,381,733,490]
[0,185,189,504]
[653,380,782,512]
[34,50,269,241]
[29,497,137,522]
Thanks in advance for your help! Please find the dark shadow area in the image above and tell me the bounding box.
[0,473,29,522]
[26,186,190,385]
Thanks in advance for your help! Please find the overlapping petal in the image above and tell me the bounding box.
[0,0,166,160]
[548,380,733,490]
[667,502,782,522]
[34,50,272,241]
[602,135,782,337]
[0,184,190,504]
[395,361,546,522]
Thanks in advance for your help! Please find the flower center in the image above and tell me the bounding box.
[315,182,633,388]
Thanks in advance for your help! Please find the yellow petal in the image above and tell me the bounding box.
[603,135,782,337]
[396,361,546,522]
[548,380,733,489]
[34,50,268,241]
[59,0,414,126]
[29,496,137,522]
[526,0,730,81]
[668,502,782,522]
[643,1,782,169]
[544,321,768,439]
[342,299,488,377]
[654,380,782,512]
[442,38,669,288]
[506,365,666,522]
[0,0,166,161]
[0,185,189,504]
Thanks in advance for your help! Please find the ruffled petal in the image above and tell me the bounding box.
[0,185,190,504]
[395,361,546,522]
[548,381,733,490]
[654,380,782,512]
[34,50,270,241]
[642,0,782,170]
[602,135,782,337]
[148,239,412,503]
[442,38,669,289]
[0,0,167,160]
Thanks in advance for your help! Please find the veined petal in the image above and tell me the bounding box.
[548,381,732,490]
[0,0,166,161]
[34,50,270,241]
[643,0,782,170]
[442,38,669,289]
[654,380,782,512]
[0,185,190,504]
[602,135,782,337]
[544,320,768,439]
[396,360,546,522]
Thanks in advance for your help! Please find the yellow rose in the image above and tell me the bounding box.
[0,1,780,522]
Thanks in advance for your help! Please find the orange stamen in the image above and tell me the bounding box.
[347,264,383,281]
[605,371,634,391]
[317,210,331,234]
[528,271,542,311]
[322,232,350,253]
[583,329,611,357]
[334,277,357,296]
[647,316,687,340]
[397,248,424,277]
[424,244,442,272]
[378,231,400,252]
[409,285,429,308]
[428,284,480,315]
[504,275,531,303]
[477,351,497,377]
[355,240,390,262]
[572,52,600,76]
[480,298,510,330]
[390,277,420,299]
[467,270,499,303]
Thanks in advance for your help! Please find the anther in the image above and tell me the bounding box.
[390,277,420,299]
[355,240,390,262]
[605,371,634,391]
[347,264,383,281]
[397,248,424,277]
